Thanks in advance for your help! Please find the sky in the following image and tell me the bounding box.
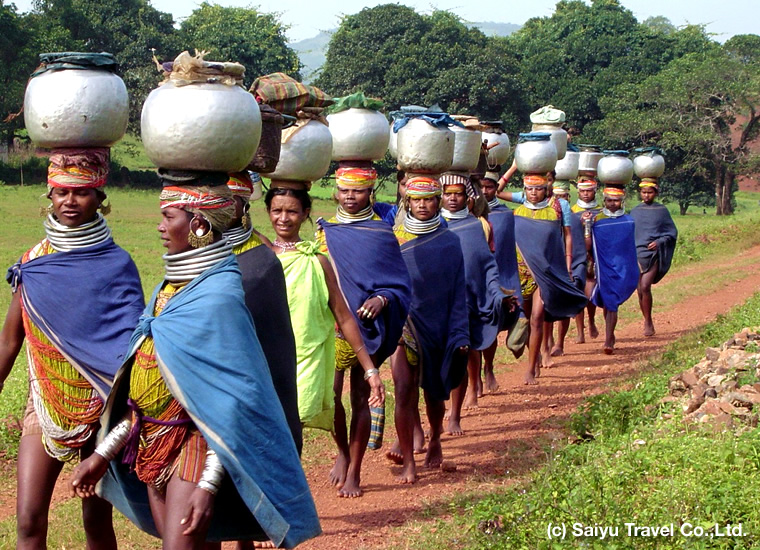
[9,0,759,43]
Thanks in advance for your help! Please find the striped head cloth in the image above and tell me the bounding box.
[552,180,571,194]
[639,178,659,190]
[523,173,549,188]
[576,176,598,190]
[227,171,254,198]
[439,173,468,194]
[405,176,442,198]
[47,148,110,189]
[603,186,626,199]
[159,184,236,233]
[335,166,377,190]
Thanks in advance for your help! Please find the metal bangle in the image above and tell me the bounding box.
[364,367,380,381]
[94,419,132,462]
[197,450,225,495]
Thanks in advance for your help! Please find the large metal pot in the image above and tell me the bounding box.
[25,69,129,148]
[531,123,567,160]
[450,126,482,172]
[482,131,510,167]
[248,103,285,174]
[396,118,454,174]
[268,119,333,182]
[142,81,261,172]
[514,132,557,174]
[633,150,665,178]
[327,108,389,161]
[555,150,579,181]
[388,124,399,159]
[578,144,603,176]
[597,150,634,185]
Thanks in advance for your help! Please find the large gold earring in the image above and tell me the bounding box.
[40,204,54,217]
[188,227,213,248]
[99,199,112,216]
[241,212,251,230]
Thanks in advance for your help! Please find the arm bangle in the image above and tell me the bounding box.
[94,419,132,462]
[363,368,380,381]
[197,450,225,495]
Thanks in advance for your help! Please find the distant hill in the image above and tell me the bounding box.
[290,21,520,84]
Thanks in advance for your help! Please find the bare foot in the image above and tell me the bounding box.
[533,362,541,379]
[550,345,564,357]
[541,350,554,368]
[337,470,363,498]
[446,417,464,436]
[644,324,656,337]
[253,541,276,548]
[603,345,614,355]
[385,442,403,465]
[575,332,585,344]
[329,453,349,488]
[463,390,479,410]
[424,439,443,468]
[413,429,426,453]
[484,370,500,392]
[396,462,417,484]
[589,324,599,339]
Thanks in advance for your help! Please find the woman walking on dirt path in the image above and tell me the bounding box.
[570,177,602,343]
[630,181,678,337]
[0,149,144,549]
[316,167,411,498]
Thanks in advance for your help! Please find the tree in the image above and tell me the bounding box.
[595,48,760,215]
[179,3,301,88]
[0,3,37,144]
[314,5,527,131]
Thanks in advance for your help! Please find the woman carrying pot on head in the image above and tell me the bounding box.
[0,149,144,549]
[316,166,412,498]
[512,174,587,385]
[629,180,678,337]
[570,177,602,342]
[70,172,320,549]
[264,184,384,444]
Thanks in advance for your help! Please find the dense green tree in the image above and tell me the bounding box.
[179,3,301,88]
[594,47,760,215]
[315,5,527,131]
[0,2,37,144]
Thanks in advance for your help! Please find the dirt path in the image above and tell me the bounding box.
[297,243,760,549]
[2,244,760,548]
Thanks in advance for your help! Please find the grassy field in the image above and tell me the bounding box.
[0,182,759,546]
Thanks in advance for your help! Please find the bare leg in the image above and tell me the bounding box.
[423,392,445,468]
[585,278,598,339]
[390,345,417,483]
[574,311,586,343]
[638,263,658,336]
[329,369,349,488]
[552,319,569,356]
[16,434,65,549]
[337,364,372,497]
[603,308,617,354]
[160,474,212,550]
[463,349,482,408]
[80,441,117,550]
[525,290,545,384]
[541,321,554,367]
[482,339,500,392]
[447,370,467,436]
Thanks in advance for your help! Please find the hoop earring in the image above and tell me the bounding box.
[40,204,54,217]
[241,212,251,230]
[99,199,112,217]
[188,228,213,248]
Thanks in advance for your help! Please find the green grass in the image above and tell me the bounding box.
[396,292,760,550]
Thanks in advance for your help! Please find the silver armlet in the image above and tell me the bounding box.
[94,419,132,462]
[197,450,225,495]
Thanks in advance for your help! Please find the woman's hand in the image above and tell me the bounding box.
[367,373,385,407]
[357,295,386,321]
[647,241,658,250]
[581,211,593,221]
[180,487,216,536]
[457,345,470,355]
[70,454,109,498]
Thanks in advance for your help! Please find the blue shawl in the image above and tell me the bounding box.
[569,212,589,290]
[373,202,398,227]
[489,204,522,303]
[590,215,640,312]
[630,202,678,284]
[318,218,411,364]
[98,256,320,547]
[514,216,588,321]
[400,227,469,401]
[446,215,503,350]
[6,239,144,398]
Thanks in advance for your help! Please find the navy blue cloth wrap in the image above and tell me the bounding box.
[630,202,678,284]
[318,218,412,364]
[569,212,589,290]
[6,238,144,398]
[446,215,503,350]
[514,216,587,321]
[98,256,320,547]
[489,204,523,314]
[400,227,469,401]
[590,216,639,312]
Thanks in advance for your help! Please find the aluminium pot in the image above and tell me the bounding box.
[396,118,454,174]
[141,81,261,172]
[482,131,510,167]
[531,123,567,160]
[450,126,482,172]
[24,68,129,148]
[554,150,579,181]
[514,132,556,174]
[633,151,665,179]
[268,119,333,183]
[578,144,603,176]
[327,108,389,161]
[597,150,634,185]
